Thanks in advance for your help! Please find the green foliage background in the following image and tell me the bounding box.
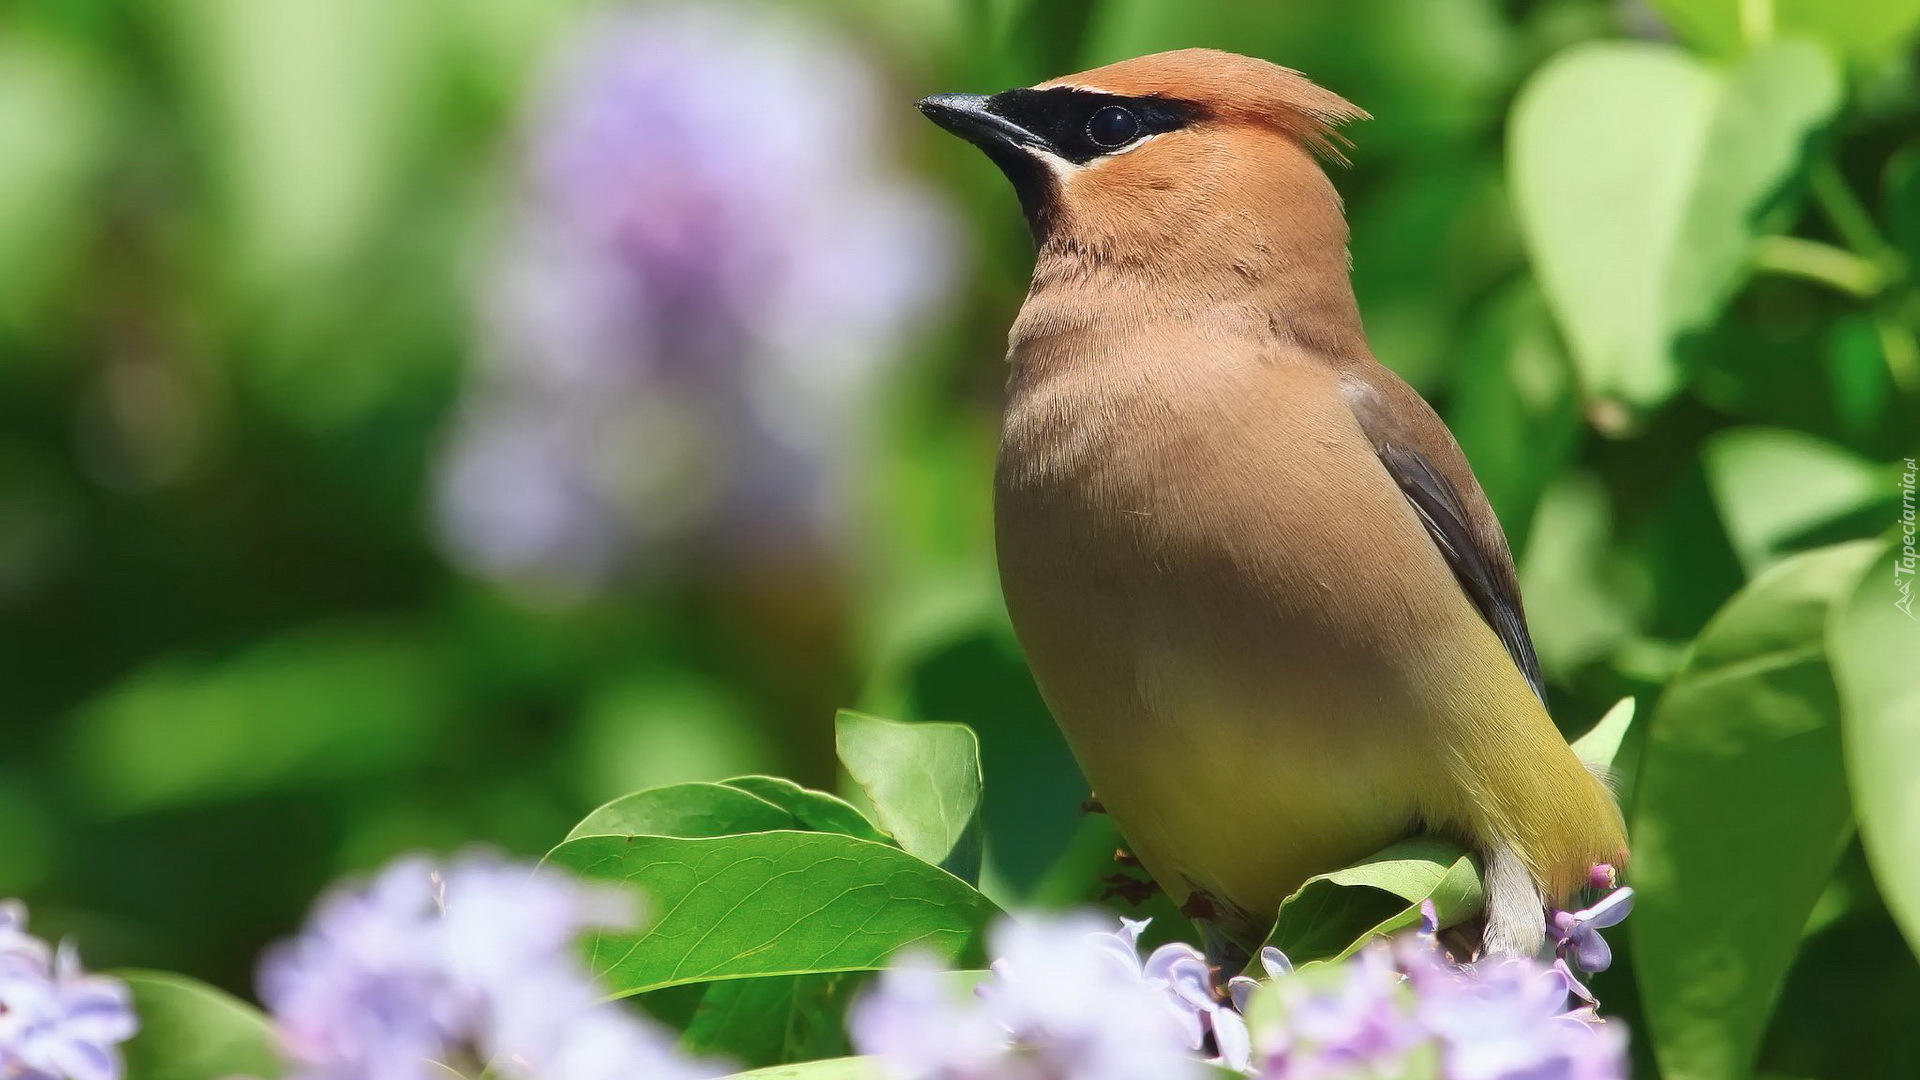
[2,0,1917,1077]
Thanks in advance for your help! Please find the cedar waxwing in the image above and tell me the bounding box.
[919,49,1627,958]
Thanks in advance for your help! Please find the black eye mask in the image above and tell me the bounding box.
[984,88,1207,164]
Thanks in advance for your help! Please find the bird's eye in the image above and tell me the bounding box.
[1087,105,1141,150]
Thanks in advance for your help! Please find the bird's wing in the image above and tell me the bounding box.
[1339,368,1547,702]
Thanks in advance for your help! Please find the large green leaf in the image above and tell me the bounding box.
[1704,427,1885,576]
[565,779,886,845]
[1258,837,1484,969]
[721,777,895,845]
[1832,538,1920,955]
[568,783,800,842]
[1647,0,1920,64]
[678,973,859,1068]
[549,832,998,996]
[119,971,285,1080]
[1632,542,1876,1080]
[1510,40,1839,412]
[834,711,983,883]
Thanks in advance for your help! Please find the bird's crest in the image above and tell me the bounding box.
[1041,48,1368,164]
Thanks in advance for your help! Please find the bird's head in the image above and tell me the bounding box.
[919,49,1367,274]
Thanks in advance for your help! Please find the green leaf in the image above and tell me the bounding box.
[119,970,285,1080]
[568,783,794,841]
[723,1059,883,1080]
[1516,472,1642,677]
[1704,427,1886,576]
[1631,541,1877,1080]
[70,621,455,814]
[160,0,439,290]
[1446,283,1583,548]
[721,777,894,846]
[834,711,983,883]
[1258,837,1484,969]
[1646,0,1920,65]
[548,832,999,996]
[1510,40,1840,412]
[564,779,882,845]
[678,973,859,1068]
[0,33,115,331]
[1573,697,1637,773]
[1832,537,1920,956]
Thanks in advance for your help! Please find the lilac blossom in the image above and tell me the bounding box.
[258,853,710,1080]
[0,901,138,1080]
[1549,888,1634,975]
[1244,907,1630,1080]
[851,914,1207,1080]
[437,2,955,590]
[856,899,1631,1080]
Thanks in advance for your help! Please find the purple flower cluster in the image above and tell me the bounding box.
[854,891,1635,1080]
[258,854,710,1080]
[0,901,137,1080]
[1245,935,1625,1080]
[437,1,955,590]
[849,914,1221,1080]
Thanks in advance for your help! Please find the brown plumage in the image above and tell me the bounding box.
[920,48,1626,955]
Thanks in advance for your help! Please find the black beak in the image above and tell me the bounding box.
[917,93,1043,155]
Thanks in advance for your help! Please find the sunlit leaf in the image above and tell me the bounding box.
[1573,697,1636,773]
[1511,40,1840,412]
[1632,542,1876,1080]
[565,779,888,845]
[835,711,983,883]
[567,783,809,842]
[1704,427,1885,576]
[720,777,895,845]
[0,32,114,330]
[159,0,438,289]
[549,832,998,996]
[119,971,285,1080]
[1259,837,1484,969]
[1646,0,1920,64]
[1831,537,1920,956]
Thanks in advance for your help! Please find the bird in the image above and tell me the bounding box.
[917,48,1627,960]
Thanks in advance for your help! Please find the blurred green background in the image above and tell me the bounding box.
[1,0,1916,1075]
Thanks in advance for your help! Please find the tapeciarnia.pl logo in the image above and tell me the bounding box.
[1899,458,1916,619]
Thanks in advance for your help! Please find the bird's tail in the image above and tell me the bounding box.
[1444,720,1629,957]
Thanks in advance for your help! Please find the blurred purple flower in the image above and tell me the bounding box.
[259,853,710,1080]
[437,2,956,589]
[1410,956,1625,1080]
[1257,943,1423,1077]
[1249,928,1627,1080]
[0,901,138,1080]
[1550,887,1634,975]
[847,955,1009,1080]
[852,914,1206,1080]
